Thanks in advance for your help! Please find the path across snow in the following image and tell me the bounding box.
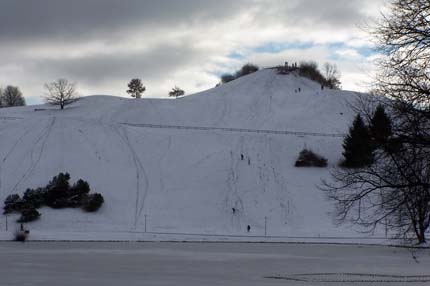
[121,122,345,137]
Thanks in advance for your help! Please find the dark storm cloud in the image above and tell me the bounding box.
[0,0,380,42]
[31,44,204,85]
[0,0,243,42]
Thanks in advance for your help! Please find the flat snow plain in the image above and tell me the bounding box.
[1,242,429,286]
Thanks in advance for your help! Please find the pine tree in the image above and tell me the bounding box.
[342,114,373,168]
[127,78,146,99]
[369,104,392,145]
[168,86,185,98]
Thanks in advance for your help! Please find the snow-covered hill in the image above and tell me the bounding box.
[0,69,371,241]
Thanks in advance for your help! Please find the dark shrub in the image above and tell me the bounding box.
[221,74,236,84]
[23,188,47,209]
[72,179,90,195]
[69,179,91,207]
[14,230,28,242]
[235,63,259,78]
[220,63,259,84]
[3,173,103,224]
[298,61,327,87]
[45,172,71,208]
[18,207,41,223]
[82,193,104,212]
[295,149,328,167]
[3,194,22,214]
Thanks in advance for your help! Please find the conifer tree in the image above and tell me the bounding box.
[369,104,392,145]
[127,78,146,99]
[342,114,373,168]
[168,86,185,98]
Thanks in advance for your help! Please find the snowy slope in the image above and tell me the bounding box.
[0,69,371,241]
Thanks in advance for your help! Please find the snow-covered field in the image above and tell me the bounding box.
[1,242,429,286]
[0,69,382,241]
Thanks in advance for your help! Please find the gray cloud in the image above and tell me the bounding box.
[31,43,204,85]
[284,0,374,26]
[0,0,243,42]
[0,0,385,103]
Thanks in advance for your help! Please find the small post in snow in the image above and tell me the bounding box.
[385,218,388,238]
[264,216,267,237]
[5,215,8,232]
[144,214,147,233]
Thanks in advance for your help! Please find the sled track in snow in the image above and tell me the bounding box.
[121,123,345,138]
[0,116,24,121]
[113,125,149,229]
[0,120,40,192]
[10,117,56,194]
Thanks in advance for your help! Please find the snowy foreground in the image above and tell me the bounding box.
[1,242,429,286]
[0,69,381,241]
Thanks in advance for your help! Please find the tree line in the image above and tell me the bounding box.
[5,62,338,110]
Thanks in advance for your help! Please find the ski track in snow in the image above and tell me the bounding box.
[158,135,171,194]
[218,89,232,126]
[76,128,103,161]
[251,71,276,125]
[114,125,149,229]
[266,137,292,221]
[53,115,150,229]
[226,139,246,230]
[0,120,40,192]
[10,117,56,195]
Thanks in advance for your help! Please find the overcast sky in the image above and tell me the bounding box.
[0,0,386,105]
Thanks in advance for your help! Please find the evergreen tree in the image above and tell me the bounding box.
[342,114,373,168]
[82,193,104,212]
[3,194,22,214]
[168,86,185,98]
[369,104,392,145]
[45,172,71,208]
[127,78,146,99]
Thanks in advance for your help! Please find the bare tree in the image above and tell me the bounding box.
[371,0,430,112]
[322,128,430,243]
[168,86,185,98]
[44,79,78,110]
[127,78,146,99]
[322,0,430,244]
[323,63,341,89]
[1,85,25,107]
